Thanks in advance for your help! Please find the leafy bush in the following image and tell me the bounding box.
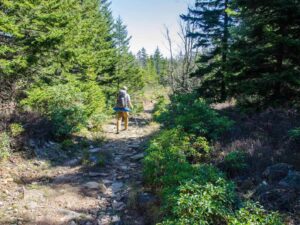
[22,81,106,137]
[288,127,300,139]
[144,127,283,224]
[0,132,11,160]
[146,92,283,225]
[161,179,236,225]
[161,164,239,217]
[153,95,168,121]
[9,123,24,137]
[229,202,283,225]
[143,129,192,188]
[155,93,233,140]
[222,150,249,176]
[61,139,75,150]
[143,127,240,223]
[143,129,215,188]
[187,136,212,163]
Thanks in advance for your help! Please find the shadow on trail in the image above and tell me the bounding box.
[18,131,155,189]
[23,114,153,167]
[0,98,160,225]
[9,112,159,225]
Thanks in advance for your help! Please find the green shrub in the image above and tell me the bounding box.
[9,123,24,137]
[143,129,214,187]
[229,202,283,225]
[194,164,227,185]
[160,164,238,216]
[155,93,233,140]
[0,132,11,160]
[153,95,168,121]
[160,179,236,225]
[146,92,281,225]
[187,136,212,163]
[143,129,191,188]
[222,150,249,176]
[61,139,75,150]
[288,127,300,139]
[22,81,106,137]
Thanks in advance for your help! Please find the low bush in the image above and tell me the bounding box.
[22,81,106,137]
[228,202,283,225]
[0,132,11,160]
[144,127,283,224]
[153,95,168,121]
[143,129,214,188]
[143,129,192,188]
[288,127,300,139]
[61,139,75,151]
[9,123,24,137]
[155,93,233,140]
[187,136,212,163]
[161,180,236,225]
[222,150,249,177]
[145,93,283,225]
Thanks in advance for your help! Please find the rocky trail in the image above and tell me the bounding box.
[0,102,159,225]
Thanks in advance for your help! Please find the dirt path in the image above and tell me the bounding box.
[0,102,159,225]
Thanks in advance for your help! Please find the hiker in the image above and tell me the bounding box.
[114,86,133,134]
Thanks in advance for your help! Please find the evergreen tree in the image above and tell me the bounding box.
[229,0,300,106]
[0,0,116,135]
[181,0,233,101]
[153,47,163,76]
[153,47,167,83]
[114,16,131,54]
[0,0,77,101]
[63,0,115,82]
[100,0,115,35]
[145,55,159,84]
[110,16,143,96]
[136,47,148,68]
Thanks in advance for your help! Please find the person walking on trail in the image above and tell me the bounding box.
[113,86,133,134]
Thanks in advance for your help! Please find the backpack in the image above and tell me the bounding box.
[116,90,127,108]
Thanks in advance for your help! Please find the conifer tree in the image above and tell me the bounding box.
[0,0,77,101]
[229,0,300,106]
[153,47,163,77]
[153,47,167,83]
[181,0,233,101]
[0,0,116,115]
[100,0,115,35]
[111,16,143,95]
[137,48,148,68]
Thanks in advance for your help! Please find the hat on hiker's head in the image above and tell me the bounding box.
[122,86,128,91]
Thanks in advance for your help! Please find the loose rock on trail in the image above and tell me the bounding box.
[0,102,159,225]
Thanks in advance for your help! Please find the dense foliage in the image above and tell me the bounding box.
[181,0,234,101]
[145,93,283,224]
[144,127,282,224]
[136,47,168,85]
[228,0,300,106]
[183,0,300,107]
[0,0,145,138]
[21,81,106,137]
[154,93,233,140]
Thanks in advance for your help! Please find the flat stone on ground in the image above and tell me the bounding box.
[111,182,124,193]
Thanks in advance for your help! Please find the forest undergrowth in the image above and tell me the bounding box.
[142,93,300,225]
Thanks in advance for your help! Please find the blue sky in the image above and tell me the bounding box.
[111,0,192,57]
